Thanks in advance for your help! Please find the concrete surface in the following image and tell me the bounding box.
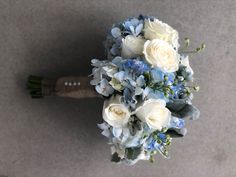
[0,0,235,177]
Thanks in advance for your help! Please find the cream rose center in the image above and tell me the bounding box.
[109,105,127,120]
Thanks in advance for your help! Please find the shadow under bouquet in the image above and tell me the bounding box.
[90,15,205,165]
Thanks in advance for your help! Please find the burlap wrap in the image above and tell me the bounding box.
[41,76,99,99]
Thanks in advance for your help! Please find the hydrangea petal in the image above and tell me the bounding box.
[112,127,123,138]
[114,71,126,82]
[168,116,185,129]
[135,23,143,36]
[101,129,111,138]
[111,27,121,38]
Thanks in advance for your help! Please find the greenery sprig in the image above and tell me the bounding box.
[179,38,206,54]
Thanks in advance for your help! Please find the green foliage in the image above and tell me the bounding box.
[111,152,121,163]
[125,147,142,160]
[179,37,206,54]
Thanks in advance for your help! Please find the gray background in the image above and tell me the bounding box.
[0,0,235,177]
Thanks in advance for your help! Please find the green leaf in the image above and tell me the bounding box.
[111,152,121,163]
[166,128,187,138]
[125,147,142,160]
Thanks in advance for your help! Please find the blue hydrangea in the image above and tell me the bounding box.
[143,132,171,158]
[95,79,114,97]
[123,59,150,75]
[151,68,164,82]
[168,116,185,129]
[169,83,185,99]
[123,18,144,36]
[165,73,176,85]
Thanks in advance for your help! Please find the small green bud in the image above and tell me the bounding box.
[153,134,158,140]
[164,92,169,97]
[165,87,170,92]
[163,149,168,156]
[201,43,206,50]
[184,37,190,47]
[143,133,148,138]
[193,86,200,91]
[150,150,157,155]
[159,81,164,86]
[161,127,168,133]
[157,139,162,144]
[166,134,171,140]
[166,141,171,146]
[186,87,191,94]
[173,79,178,85]
[196,47,201,52]
[149,155,155,163]
[164,75,168,81]
[178,76,184,81]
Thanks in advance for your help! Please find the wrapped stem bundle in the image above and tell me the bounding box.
[27,75,98,99]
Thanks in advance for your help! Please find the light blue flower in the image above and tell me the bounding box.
[110,42,121,56]
[165,72,176,85]
[112,127,123,138]
[123,59,150,75]
[112,56,123,65]
[143,87,169,102]
[154,142,169,158]
[143,132,170,158]
[97,122,112,138]
[95,79,114,97]
[151,69,164,82]
[169,83,184,99]
[111,27,121,38]
[168,116,185,129]
[144,138,156,151]
[90,59,110,85]
[136,75,145,87]
[123,87,136,108]
[114,71,126,82]
[150,68,176,85]
[123,86,143,109]
[123,18,144,36]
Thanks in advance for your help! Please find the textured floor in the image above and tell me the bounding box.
[0,0,235,177]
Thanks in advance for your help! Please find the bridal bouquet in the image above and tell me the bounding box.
[90,15,204,165]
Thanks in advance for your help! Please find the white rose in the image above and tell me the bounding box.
[144,19,179,49]
[135,99,171,131]
[103,95,130,128]
[143,39,180,73]
[121,35,146,58]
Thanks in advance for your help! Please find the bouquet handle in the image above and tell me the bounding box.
[27,75,99,99]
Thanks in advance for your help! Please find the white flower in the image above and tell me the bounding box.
[103,95,131,128]
[135,99,171,131]
[143,18,179,49]
[143,39,180,73]
[121,35,146,58]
